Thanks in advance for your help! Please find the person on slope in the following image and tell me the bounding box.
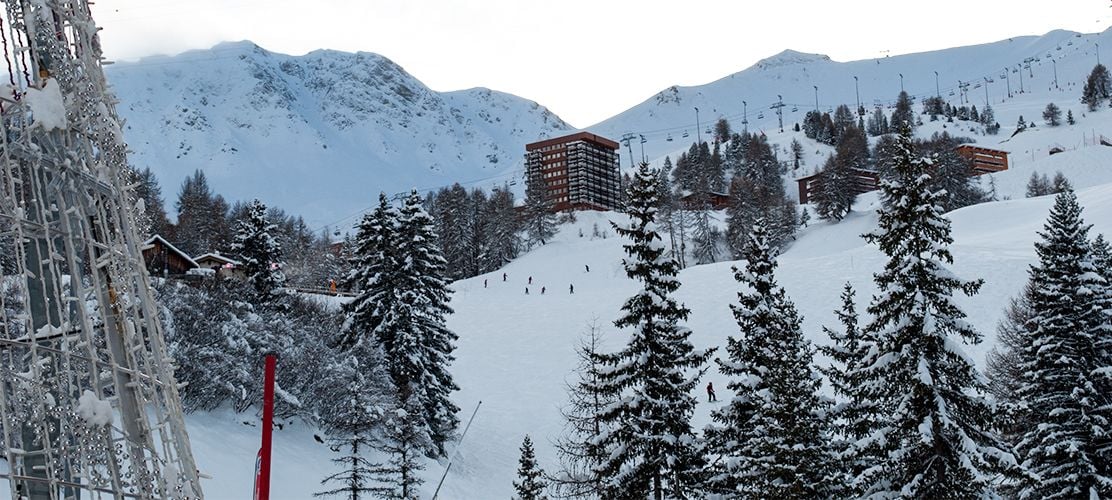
[706,382,717,402]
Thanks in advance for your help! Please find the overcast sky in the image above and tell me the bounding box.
[95,0,1112,128]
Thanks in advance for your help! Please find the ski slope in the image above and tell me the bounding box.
[181,148,1112,498]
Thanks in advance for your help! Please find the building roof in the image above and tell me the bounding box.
[526,131,620,151]
[194,252,241,266]
[956,143,1010,154]
[141,235,199,268]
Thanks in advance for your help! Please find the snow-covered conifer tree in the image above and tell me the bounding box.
[395,190,460,456]
[817,283,877,497]
[856,124,1014,498]
[524,170,557,246]
[588,162,713,499]
[481,186,521,272]
[1015,190,1112,499]
[513,435,548,500]
[338,193,398,351]
[367,393,429,499]
[230,198,286,303]
[552,322,613,499]
[316,357,388,500]
[705,220,831,498]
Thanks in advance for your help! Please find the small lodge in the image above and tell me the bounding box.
[678,191,730,210]
[194,252,245,280]
[141,235,198,277]
[797,144,1010,204]
[954,144,1009,174]
[796,168,880,205]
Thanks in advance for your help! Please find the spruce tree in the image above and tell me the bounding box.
[692,210,720,265]
[1014,190,1112,499]
[482,187,521,272]
[175,169,231,255]
[338,194,398,351]
[230,199,286,303]
[890,91,915,131]
[705,220,831,499]
[514,435,548,500]
[589,162,713,499]
[818,283,877,498]
[131,166,171,238]
[855,124,1014,498]
[1043,102,1062,126]
[394,190,461,456]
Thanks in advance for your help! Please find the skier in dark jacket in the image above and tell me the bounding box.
[706,382,717,402]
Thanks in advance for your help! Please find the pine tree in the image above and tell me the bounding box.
[524,170,557,246]
[589,163,714,499]
[692,210,720,265]
[230,199,286,303]
[338,194,398,351]
[1025,172,1053,198]
[316,357,389,500]
[1043,102,1062,126]
[482,186,521,272]
[174,169,231,256]
[395,191,461,456]
[705,220,831,499]
[131,166,171,238]
[514,436,548,500]
[855,124,1014,498]
[981,104,999,134]
[814,155,856,221]
[1014,190,1112,499]
[1051,171,1073,193]
[1067,109,1076,125]
[790,138,805,171]
[890,91,915,131]
[367,393,430,499]
[552,323,614,499]
[1016,115,1028,132]
[1083,63,1111,111]
[817,283,877,498]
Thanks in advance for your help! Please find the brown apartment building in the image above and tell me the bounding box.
[525,132,621,211]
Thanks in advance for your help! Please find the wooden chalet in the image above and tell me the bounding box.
[678,191,730,210]
[955,144,1009,175]
[141,235,198,277]
[796,168,880,204]
[194,252,246,280]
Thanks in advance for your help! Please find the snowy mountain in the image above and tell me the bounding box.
[591,28,1109,162]
[105,41,571,227]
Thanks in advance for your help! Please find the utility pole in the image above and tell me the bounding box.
[621,134,635,168]
[1004,67,1012,97]
[639,134,646,163]
[813,85,819,111]
[934,71,940,98]
[899,73,904,92]
[983,77,990,106]
[1097,42,1101,66]
[1018,65,1024,93]
[771,94,785,133]
[854,76,862,116]
[694,107,701,144]
[741,100,748,134]
[1052,59,1058,89]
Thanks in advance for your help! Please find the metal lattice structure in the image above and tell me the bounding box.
[0,1,202,498]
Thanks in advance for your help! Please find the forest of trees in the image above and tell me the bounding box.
[542,125,1112,499]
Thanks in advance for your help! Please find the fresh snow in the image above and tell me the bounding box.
[76,390,113,427]
[112,26,1112,499]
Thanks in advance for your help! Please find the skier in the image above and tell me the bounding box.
[503,272,507,282]
[541,286,546,295]
[706,382,716,402]
[525,287,529,295]
[569,283,574,294]
[528,276,533,285]
[483,279,488,288]
[585,264,590,273]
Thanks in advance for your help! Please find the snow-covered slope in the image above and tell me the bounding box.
[591,28,1109,162]
[106,42,571,226]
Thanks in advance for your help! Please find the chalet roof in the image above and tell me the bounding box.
[194,252,241,266]
[956,143,1011,154]
[141,235,199,268]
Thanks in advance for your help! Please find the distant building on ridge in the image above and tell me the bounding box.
[525,131,621,211]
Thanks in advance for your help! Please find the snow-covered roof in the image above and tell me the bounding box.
[194,252,241,266]
[141,235,199,268]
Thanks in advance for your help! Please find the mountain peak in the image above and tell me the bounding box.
[755,49,831,69]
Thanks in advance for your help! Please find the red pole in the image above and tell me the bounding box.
[255,354,277,500]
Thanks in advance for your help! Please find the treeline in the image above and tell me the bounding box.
[132,168,341,288]
[515,126,1112,500]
